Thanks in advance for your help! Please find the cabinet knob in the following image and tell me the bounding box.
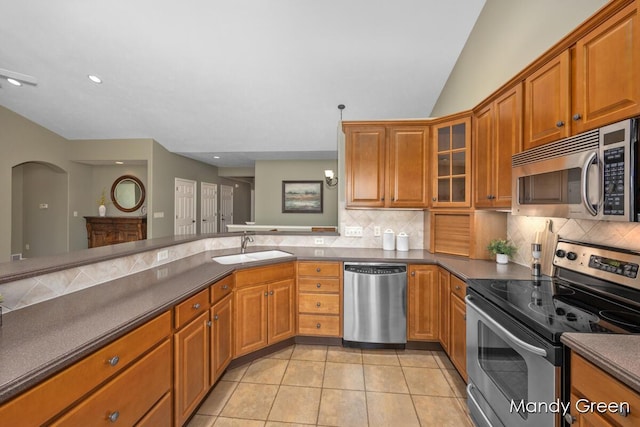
[381,197,385,201]
[391,197,395,202]
[432,197,437,202]
[107,356,120,367]
[192,303,201,310]
[316,323,321,329]
[316,302,321,307]
[455,285,461,290]
[207,320,212,327]
[222,285,229,290]
[564,413,576,424]
[316,283,322,288]
[265,292,268,296]
[214,314,219,321]
[411,271,415,277]
[556,120,565,128]
[107,411,120,423]
[270,290,274,295]
[572,113,582,121]
[619,407,631,417]
[316,268,321,272]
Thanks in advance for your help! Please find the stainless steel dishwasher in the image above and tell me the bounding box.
[343,262,407,348]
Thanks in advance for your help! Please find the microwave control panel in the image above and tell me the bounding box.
[603,146,626,216]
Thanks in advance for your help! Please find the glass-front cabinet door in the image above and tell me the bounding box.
[432,114,471,207]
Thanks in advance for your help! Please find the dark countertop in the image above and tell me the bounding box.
[0,243,535,404]
[561,333,640,393]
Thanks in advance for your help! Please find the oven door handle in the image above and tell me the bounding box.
[466,295,547,357]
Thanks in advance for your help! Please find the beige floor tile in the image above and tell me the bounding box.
[397,349,439,368]
[242,358,289,384]
[268,385,321,424]
[282,359,325,388]
[221,363,250,382]
[220,383,278,420]
[198,381,238,415]
[264,423,315,427]
[413,395,473,427]
[323,362,365,390]
[267,345,295,360]
[432,351,455,370]
[187,414,217,427]
[366,392,420,427]
[326,346,363,364]
[364,365,409,393]
[402,366,454,396]
[362,349,400,366]
[214,417,266,427]
[291,344,328,361]
[317,389,368,427]
[442,369,467,398]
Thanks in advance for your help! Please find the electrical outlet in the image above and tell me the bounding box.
[344,226,363,237]
[157,250,169,262]
[314,238,324,245]
[156,268,168,279]
[374,226,381,236]
[39,203,48,209]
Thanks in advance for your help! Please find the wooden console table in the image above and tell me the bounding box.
[84,216,147,248]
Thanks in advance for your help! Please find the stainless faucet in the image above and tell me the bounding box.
[240,232,254,253]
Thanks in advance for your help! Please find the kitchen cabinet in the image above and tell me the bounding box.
[568,352,640,427]
[523,51,571,150]
[210,275,234,384]
[474,83,522,209]
[297,261,343,337]
[431,113,471,207]
[344,122,429,208]
[234,262,296,357]
[84,216,147,248]
[438,268,451,353]
[449,275,467,381]
[408,265,439,341]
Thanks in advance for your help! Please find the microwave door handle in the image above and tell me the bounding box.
[466,296,547,357]
[582,151,599,217]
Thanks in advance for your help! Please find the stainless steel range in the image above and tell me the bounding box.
[466,239,640,427]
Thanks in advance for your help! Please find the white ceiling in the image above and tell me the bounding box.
[0,0,485,168]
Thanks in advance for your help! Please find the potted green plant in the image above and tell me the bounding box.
[487,239,517,264]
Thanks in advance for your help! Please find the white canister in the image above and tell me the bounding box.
[382,229,395,250]
[396,232,409,251]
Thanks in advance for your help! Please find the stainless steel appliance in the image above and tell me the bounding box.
[343,263,407,347]
[466,239,640,427]
[512,118,639,221]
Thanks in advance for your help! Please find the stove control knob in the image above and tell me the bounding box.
[566,312,578,321]
[566,252,578,261]
[555,249,566,258]
[556,307,566,316]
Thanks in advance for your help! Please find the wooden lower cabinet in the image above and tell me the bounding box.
[210,293,233,384]
[268,279,297,343]
[407,264,439,341]
[136,392,172,427]
[297,261,343,337]
[449,275,467,381]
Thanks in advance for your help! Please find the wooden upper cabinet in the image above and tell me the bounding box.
[431,114,471,208]
[387,126,429,207]
[474,84,523,209]
[524,50,571,150]
[573,2,640,133]
[345,126,386,207]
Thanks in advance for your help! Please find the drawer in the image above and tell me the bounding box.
[135,392,172,427]
[298,314,340,336]
[299,293,340,314]
[235,262,295,288]
[211,275,234,304]
[298,261,341,277]
[450,275,467,300]
[52,339,172,426]
[175,288,209,329]
[0,311,171,426]
[298,277,340,293]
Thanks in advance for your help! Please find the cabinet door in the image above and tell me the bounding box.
[524,50,571,149]
[493,84,523,208]
[432,116,471,207]
[174,312,210,426]
[568,393,614,427]
[449,294,467,381]
[345,126,386,207]
[407,265,439,341]
[234,284,268,357]
[210,294,233,384]
[473,105,494,208]
[573,2,640,133]
[387,126,429,207]
[437,268,451,354]
[268,279,296,344]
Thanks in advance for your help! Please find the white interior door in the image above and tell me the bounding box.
[175,178,196,235]
[201,182,218,234]
[220,185,234,232]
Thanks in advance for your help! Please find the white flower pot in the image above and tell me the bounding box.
[496,253,509,264]
[98,204,106,217]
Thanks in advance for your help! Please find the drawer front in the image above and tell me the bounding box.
[299,293,340,314]
[235,262,295,288]
[135,392,172,427]
[211,275,234,304]
[298,261,341,277]
[52,339,172,426]
[0,311,171,426]
[298,314,340,336]
[450,275,467,300]
[298,277,340,293]
[175,288,209,329]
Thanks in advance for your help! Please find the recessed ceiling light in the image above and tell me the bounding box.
[88,75,102,84]
[115,161,124,165]
[213,156,220,159]
[7,78,22,86]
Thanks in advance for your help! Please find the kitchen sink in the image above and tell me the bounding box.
[212,250,293,264]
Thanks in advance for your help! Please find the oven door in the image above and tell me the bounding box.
[466,293,561,427]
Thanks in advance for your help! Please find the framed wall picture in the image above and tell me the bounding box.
[282,181,323,213]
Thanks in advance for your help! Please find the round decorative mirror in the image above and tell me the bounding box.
[110,175,146,213]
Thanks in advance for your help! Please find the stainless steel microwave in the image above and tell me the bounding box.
[512,118,639,221]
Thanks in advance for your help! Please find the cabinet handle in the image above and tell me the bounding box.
[572,113,582,121]
[107,411,120,423]
[192,303,201,310]
[107,356,120,367]
[564,413,576,424]
[316,302,321,307]
[316,323,321,329]
[556,120,565,128]
[207,320,212,327]
[316,283,321,288]
[214,314,219,321]
[222,285,229,290]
